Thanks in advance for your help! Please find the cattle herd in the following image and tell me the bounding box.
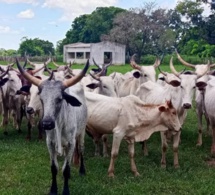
[0,51,214,195]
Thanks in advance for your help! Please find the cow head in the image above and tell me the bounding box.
[130,54,161,83]
[16,58,89,130]
[86,72,117,97]
[159,100,181,132]
[170,57,208,109]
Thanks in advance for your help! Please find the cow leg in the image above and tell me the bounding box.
[62,138,76,195]
[2,106,9,135]
[26,121,32,140]
[94,138,101,156]
[210,125,215,157]
[108,132,124,177]
[78,130,86,175]
[173,131,181,168]
[102,134,109,157]
[128,139,139,176]
[37,119,43,140]
[47,139,58,195]
[196,108,203,146]
[160,132,168,168]
[141,141,148,156]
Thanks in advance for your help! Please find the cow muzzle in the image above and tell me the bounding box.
[26,107,34,114]
[183,103,191,109]
[42,118,55,130]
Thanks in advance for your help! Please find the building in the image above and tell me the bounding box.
[63,41,126,65]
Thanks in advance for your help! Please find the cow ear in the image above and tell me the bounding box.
[86,83,99,89]
[133,71,141,78]
[196,81,207,91]
[169,80,181,87]
[0,78,9,87]
[20,85,31,93]
[63,92,82,107]
[159,106,167,112]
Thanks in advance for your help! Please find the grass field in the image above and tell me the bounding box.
[0,62,215,194]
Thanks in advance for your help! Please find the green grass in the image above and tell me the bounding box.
[0,63,215,194]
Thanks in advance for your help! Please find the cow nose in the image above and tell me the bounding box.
[42,119,55,130]
[183,103,191,109]
[26,107,34,114]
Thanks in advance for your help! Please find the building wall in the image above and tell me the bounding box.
[64,41,125,65]
[91,41,125,65]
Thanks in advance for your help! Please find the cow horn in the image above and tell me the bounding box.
[62,59,90,88]
[0,66,9,78]
[158,66,167,76]
[130,54,141,70]
[27,58,35,67]
[48,71,54,80]
[104,59,112,68]
[170,57,180,77]
[51,58,60,67]
[153,57,161,68]
[31,63,46,75]
[175,49,195,68]
[16,58,42,87]
[89,72,100,81]
[93,58,101,68]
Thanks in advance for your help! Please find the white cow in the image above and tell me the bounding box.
[85,91,181,177]
[176,50,214,146]
[135,57,207,168]
[16,58,89,195]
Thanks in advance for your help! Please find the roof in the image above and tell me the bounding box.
[64,42,91,48]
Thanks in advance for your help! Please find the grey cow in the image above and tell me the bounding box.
[16,58,89,195]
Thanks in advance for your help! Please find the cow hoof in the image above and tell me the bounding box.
[134,172,140,177]
[18,130,22,134]
[26,137,31,141]
[108,172,115,178]
[161,164,166,169]
[3,131,8,136]
[196,142,202,147]
[174,164,180,169]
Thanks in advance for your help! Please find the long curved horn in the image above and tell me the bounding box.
[48,71,54,81]
[0,66,9,78]
[27,58,35,67]
[63,59,90,88]
[10,67,20,74]
[175,49,195,68]
[104,59,112,68]
[93,58,101,68]
[158,66,167,76]
[130,54,141,70]
[51,58,60,67]
[31,63,46,75]
[170,57,180,77]
[153,57,161,68]
[89,72,100,81]
[45,57,51,65]
[16,58,42,87]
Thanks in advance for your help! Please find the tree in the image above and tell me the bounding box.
[18,37,55,57]
[105,2,173,58]
[56,6,125,54]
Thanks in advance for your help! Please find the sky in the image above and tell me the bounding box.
[0,0,211,50]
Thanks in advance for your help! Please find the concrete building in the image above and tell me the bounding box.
[63,41,126,65]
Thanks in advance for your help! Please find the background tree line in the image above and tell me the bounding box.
[1,0,215,62]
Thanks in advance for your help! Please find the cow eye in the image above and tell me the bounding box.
[180,86,183,89]
[10,79,14,82]
[103,86,107,88]
[193,86,196,89]
[144,74,147,77]
[172,111,176,115]
[56,97,63,103]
